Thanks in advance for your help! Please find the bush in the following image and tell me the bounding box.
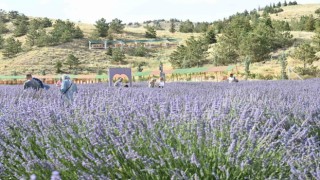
[294,66,320,77]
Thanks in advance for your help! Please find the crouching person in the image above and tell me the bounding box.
[24,74,42,90]
[60,74,78,103]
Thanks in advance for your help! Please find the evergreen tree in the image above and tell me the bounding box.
[293,43,317,70]
[95,18,109,37]
[279,52,288,80]
[316,8,320,17]
[283,0,287,6]
[0,19,9,34]
[73,26,84,39]
[26,26,39,46]
[3,37,22,58]
[203,28,217,44]
[145,26,157,38]
[13,15,29,37]
[277,2,282,7]
[305,15,315,31]
[108,18,125,34]
[106,47,113,56]
[244,56,251,80]
[0,9,9,23]
[0,35,4,49]
[65,54,80,70]
[55,61,63,73]
[41,17,52,28]
[179,20,194,33]
[312,30,320,51]
[112,47,126,63]
[169,19,176,33]
[169,36,208,68]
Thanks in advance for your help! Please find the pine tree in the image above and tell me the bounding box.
[95,18,109,37]
[279,52,288,79]
[54,61,63,73]
[65,54,80,70]
[145,26,157,38]
[305,15,315,31]
[3,37,22,58]
[169,19,176,33]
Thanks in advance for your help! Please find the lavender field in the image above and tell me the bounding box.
[0,80,319,179]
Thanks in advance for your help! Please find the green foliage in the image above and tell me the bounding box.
[244,57,251,79]
[35,29,50,47]
[41,17,52,28]
[65,54,80,70]
[13,14,29,37]
[169,36,208,68]
[0,9,9,23]
[292,43,317,70]
[0,35,4,49]
[127,46,149,57]
[8,11,19,20]
[316,8,320,16]
[137,63,144,72]
[169,19,176,33]
[3,36,22,58]
[272,20,291,31]
[50,20,84,45]
[145,26,157,38]
[0,19,9,34]
[263,6,283,14]
[203,28,217,44]
[279,52,288,80]
[55,61,63,73]
[179,20,194,33]
[294,66,319,76]
[290,15,316,31]
[108,18,125,34]
[213,16,293,65]
[106,47,113,56]
[194,22,209,33]
[73,26,84,39]
[95,18,109,37]
[312,30,320,51]
[112,47,126,63]
[305,15,315,32]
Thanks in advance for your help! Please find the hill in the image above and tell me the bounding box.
[0,3,319,80]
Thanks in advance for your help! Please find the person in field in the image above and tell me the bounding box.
[114,77,123,87]
[24,74,50,90]
[24,74,42,90]
[56,77,62,88]
[158,77,165,88]
[60,74,78,103]
[228,73,239,83]
[148,78,157,88]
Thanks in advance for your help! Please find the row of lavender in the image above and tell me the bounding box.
[0,80,319,179]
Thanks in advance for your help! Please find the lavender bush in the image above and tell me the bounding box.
[0,80,319,179]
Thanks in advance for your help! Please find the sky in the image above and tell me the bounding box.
[0,0,318,24]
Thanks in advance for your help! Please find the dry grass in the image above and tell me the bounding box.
[270,4,320,21]
[0,4,319,78]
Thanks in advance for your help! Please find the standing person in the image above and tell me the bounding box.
[60,74,78,103]
[114,77,123,87]
[24,74,41,90]
[158,77,165,88]
[56,78,62,88]
[228,73,239,83]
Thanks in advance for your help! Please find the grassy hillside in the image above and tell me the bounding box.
[0,3,319,80]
